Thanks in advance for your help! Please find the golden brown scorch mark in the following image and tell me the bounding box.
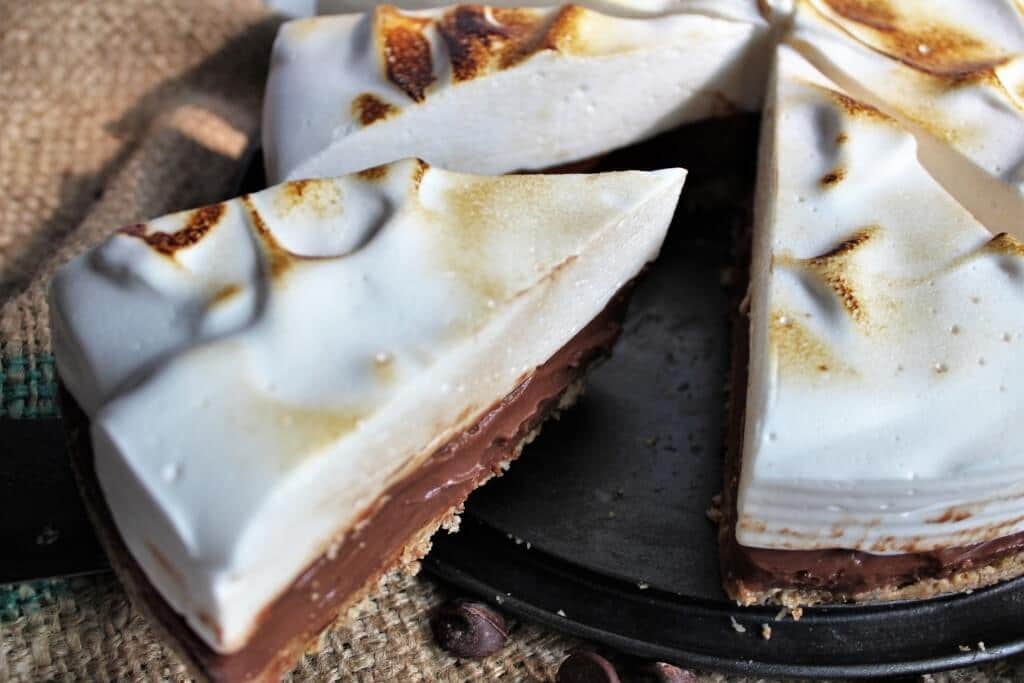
[820,167,846,186]
[926,507,972,524]
[821,0,896,30]
[539,5,588,54]
[865,513,1024,553]
[411,158,428,189]
[119,204,225,255]
[984,232,1024,257]
[828,90,891,121]
[438,5,542,81]
[241,195,292,278]
[352,93,398,125]
[821,0,1012,79]
[374,4,596,101]
[375,6,435,102]
[275,179,342,217]
[776,227,879,324]
[770,310,853,377]
[738,517,767,533]
[210,284,241,306]
[357,164,390,181]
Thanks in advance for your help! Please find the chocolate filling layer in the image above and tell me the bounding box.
[720,306,1024,600]
[66,286,632,683]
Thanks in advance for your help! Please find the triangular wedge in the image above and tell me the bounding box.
[50,159,685,681]
[726,46,1024,605]
[786,0,1024,239]
[263,3,771,183]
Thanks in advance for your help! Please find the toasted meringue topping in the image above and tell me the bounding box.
[739,46,1024,556]
[263,4,770,182]
[50,160,685,652]
[787,0,1024,239]
[813,0,1021,75]
[287,0,774,21]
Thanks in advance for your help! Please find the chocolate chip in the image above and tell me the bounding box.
[557,650,620,683]
[431,599,508,658]
[637,661,698,683]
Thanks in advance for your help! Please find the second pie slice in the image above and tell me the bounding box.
[50,159,685,682]
[723,45,1024,606]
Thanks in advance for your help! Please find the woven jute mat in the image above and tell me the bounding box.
[1,1,1022,680]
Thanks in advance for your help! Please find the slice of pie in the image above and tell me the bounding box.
[50,159,685,681]
[262,3,771,183]
[722,44,1024,606]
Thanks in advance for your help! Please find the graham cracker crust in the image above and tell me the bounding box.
[729,551,1024,609]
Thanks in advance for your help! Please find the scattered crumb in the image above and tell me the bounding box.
[526,542,531,550]
[495,595,505,605]
[608,511,617,519]
[557,609,567,617]
[36,525,59,546]
[978,641,986,652]
[705,505,722,523]
[730,616,746,634]
[774,607,788,622]
[326,539,341,561]
[706,493,724,523]
[959,644,971,652]
[761,624,772,640]
[637,581,649,590]
[644,436,659,448]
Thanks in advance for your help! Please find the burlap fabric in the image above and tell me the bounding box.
[1,1,1022,680]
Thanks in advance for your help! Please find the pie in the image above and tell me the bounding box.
[49,1,1024,681]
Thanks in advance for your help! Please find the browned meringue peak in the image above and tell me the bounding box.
[263,4,771,182]
[786,0,1024,240]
